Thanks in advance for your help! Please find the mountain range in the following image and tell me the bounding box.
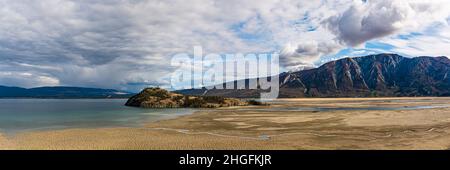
[2,54,449,99]
[178,53,450,98]
[0,86,133,98]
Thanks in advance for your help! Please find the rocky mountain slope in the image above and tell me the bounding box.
[178,54,450,98]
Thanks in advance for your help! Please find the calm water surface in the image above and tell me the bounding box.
[0,99,193,134]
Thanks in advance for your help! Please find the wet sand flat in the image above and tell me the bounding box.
[1,97,450,150]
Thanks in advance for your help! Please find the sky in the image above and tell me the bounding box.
[0,0,450,92]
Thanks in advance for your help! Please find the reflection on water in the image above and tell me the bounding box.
[0,99,194,134]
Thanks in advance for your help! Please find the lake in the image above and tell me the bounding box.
[0,99,194,134]
[2,98,449,134]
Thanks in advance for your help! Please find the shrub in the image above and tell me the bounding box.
[187,97,207,108]
[202,96,225,104]
[247,99,267,105]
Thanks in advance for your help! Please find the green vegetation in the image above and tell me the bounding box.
[202,96,225,103]
[370,90,378,97]
[247,99,269,106]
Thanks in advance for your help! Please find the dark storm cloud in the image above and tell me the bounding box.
[0,0,175,90]
[0,0,279,91]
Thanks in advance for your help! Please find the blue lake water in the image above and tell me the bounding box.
[0,99,194,134]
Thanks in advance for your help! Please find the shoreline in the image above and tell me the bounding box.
[1,97,450,150]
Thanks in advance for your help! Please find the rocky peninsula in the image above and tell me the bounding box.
[125,87,250,108]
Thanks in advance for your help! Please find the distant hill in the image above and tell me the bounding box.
[177,54,450,98]
[0,86,134,98]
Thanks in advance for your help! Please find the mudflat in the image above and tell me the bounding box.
[1,97,450,150]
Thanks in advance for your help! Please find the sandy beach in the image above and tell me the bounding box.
[1,97,450,150]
